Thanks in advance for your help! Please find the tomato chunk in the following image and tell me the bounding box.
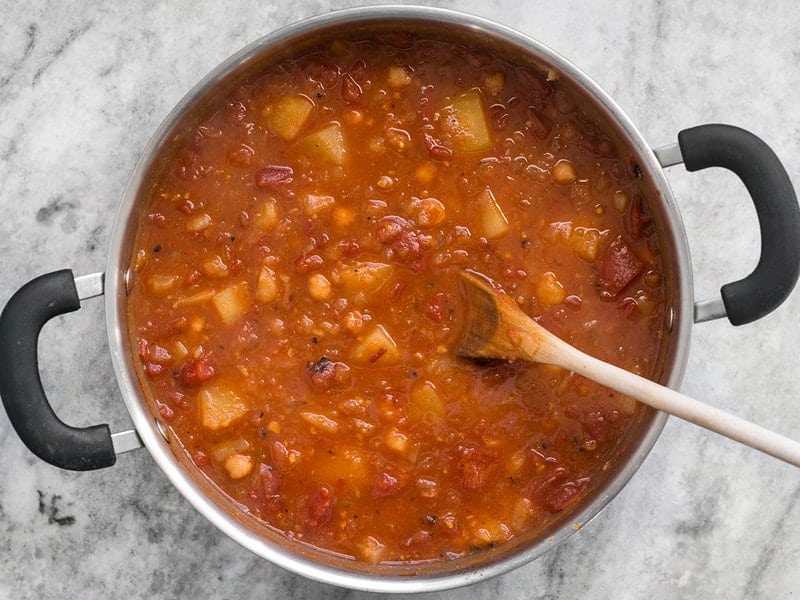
[596,236,644,298]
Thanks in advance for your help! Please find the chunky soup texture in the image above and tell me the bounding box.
[129,34,665,563]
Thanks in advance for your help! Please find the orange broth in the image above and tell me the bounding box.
[128,34,665,563]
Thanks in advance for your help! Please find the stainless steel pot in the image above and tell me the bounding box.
[1,6,798,593]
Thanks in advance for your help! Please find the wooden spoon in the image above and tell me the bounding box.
[455,269,800,467]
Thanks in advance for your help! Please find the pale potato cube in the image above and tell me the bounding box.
[441,90,492,152]
[387,65,412,90]
[254,198,278,232]
[185,213,212,232]
[536,272,566,308]
[224,454,253,479]
[172,341,189,361]
[148,274,181,297]
[299,411,339,433]
[410,380,445,419]
[212,282,250,325]
[356,536,387,564]
[202,255,229,278]
[255,266,279,304]
[552,159,577,185]
[468,516,512,546]
[476,188,510,239]
[613,190,629,214]
[617,394,640,415]
[541,220,573,245]
[351,325,400,364]
[314,447,368,486]
[266,95,314,141]
[303,193,335,217]
[483,71,506,96]
[510,497,535,530]
[384,429,409,454]
[199,384,249,430]
[173,289,215,309]
[307,273,333,301]
[211,438,251,463]
[336,262,393,295]
[301,122,347,165]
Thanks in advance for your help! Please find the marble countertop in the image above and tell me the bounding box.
[1,1,799,598]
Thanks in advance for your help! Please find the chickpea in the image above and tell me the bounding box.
[552,159,577,185]
[415,197,446,227]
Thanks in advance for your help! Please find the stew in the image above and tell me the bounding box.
[128,32,666,563]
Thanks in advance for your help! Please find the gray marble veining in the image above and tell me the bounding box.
[1,1,799,598]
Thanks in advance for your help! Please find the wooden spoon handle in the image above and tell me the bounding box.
[558,344,800,467]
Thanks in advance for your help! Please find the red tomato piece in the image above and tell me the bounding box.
[597,236,644,298]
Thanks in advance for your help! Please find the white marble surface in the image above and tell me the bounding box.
[1,1,799,598]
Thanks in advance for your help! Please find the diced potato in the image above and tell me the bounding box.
[356,536,387,564]
[255,265,279,304]
[307,273,333,301]
[351,325,400,364]
[172,341,189,361]
[199,384,249,430]
[468,516,512,546]
[571,227,606,263]
[148,274,181,297]
[254,198,278,232]
[266,95,314,141]
[536,272,566,308]
[387,65,412,90]
[303,193,335,217]
[211,438,251,463]
[301,122,347,165]
[476,189,510,239]
[483,71,506,96]
[507,450,526,475]
[613,190,629,214]
[384,429,409,454]
[212,281,250,325]
[552,159,577,185]
[541,221,573,245]
[510,497,535,530]
[202,255,229,278]
[441,90,492,152]
[185,213,212,232]
[173,289,215,308]
[299,411,339,434]
[314,447,368,486]
[416,478,439,498]
[224,454,253,479]
[410,380,445,419]
[343,310,365,335]
[617,394,640,415]
[336,262,393,295]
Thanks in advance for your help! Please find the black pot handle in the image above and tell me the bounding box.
[0,269,116,470]
[677,124,800,325]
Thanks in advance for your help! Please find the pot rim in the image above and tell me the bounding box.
[104,4,693,593]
